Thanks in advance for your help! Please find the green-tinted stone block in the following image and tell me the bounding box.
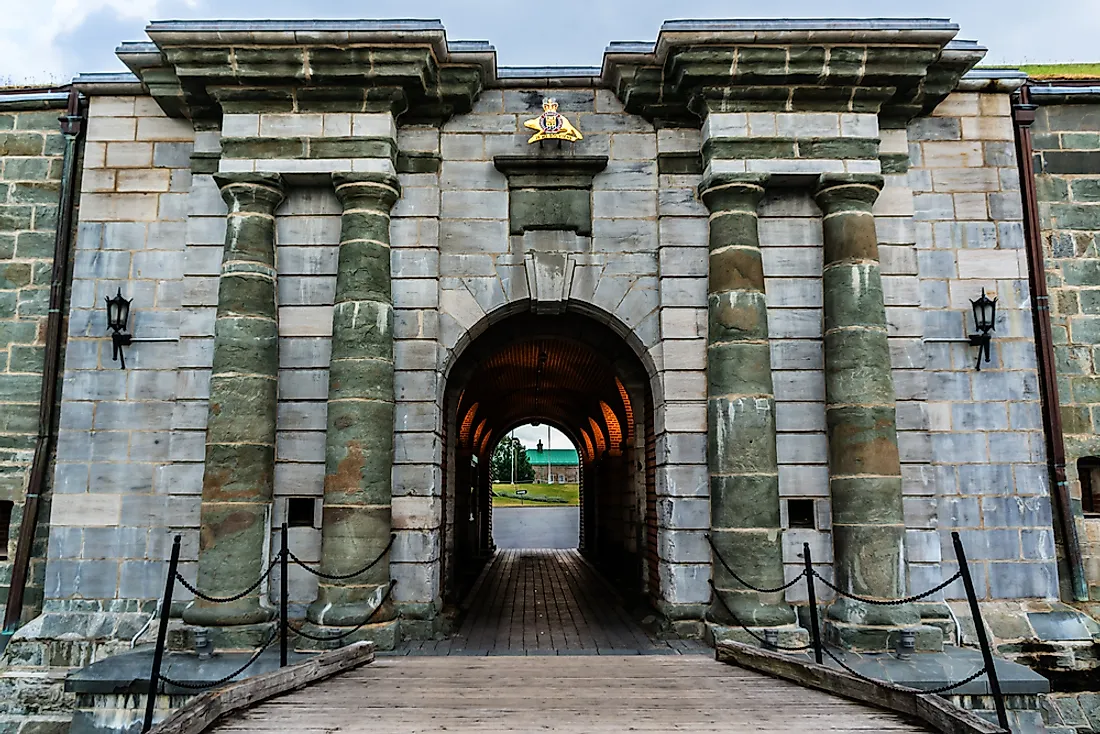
[1037,176,1070,202]
[333,240,390,303]
[210,319,278,376]
[0,374,36,405]
[827,405,901,478]
[710,246,764,294]
[0,206,34,232]
[309,137,395,161]
[1055,288,1081,315]
[338,210,392,244]
[220,136,307,159]
[509,188,592,236]
[799,138,879,160]
[14,111,62,132]
[9,181,59,205]
[1063,260,1100,287]
[217,272,277,320]
[0,234,14,260]
[710,473,781,528]
[0,133,44,157]
[0,115,13,131]
[0,292,16,318]
[708,213,761,254]
[823,263,887,331]
[223,217,278,267]
[703,138,798,160]
[708,342,773,397]
[3,158,50,181]
[709,395,778,474]
[879,153,910,175]
[32,205,56,232]
[0,403,39,433]
[0,321,38,345]
[1056,345,1093,374]
[656,152,703,175]
[1070,314,1100,344]
[201,443,275,502]
[1051,203,1100,231]
[708,290,768,343]
[1072,376,1100,404]
[829,475,903,525]
[9,344,43,373]
[824,328,896,406]
[206,374,278,446]
[821,211,880,264]
[14,231,53,260]
[1066,405,1096,434]
[330,301,392,361]
[0,263,32,290]
[1072,179,1100,203]
[324,400,395,506]
[30,260,50,285]
[396,152,441,174]
[327,358,394,402]
[830,524,908,601]
[17,288,48,318]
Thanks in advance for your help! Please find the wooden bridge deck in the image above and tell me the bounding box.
[210,655,933,733]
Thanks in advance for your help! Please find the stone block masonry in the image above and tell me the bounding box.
[1032,96,1100,601]
[0,102,68,625]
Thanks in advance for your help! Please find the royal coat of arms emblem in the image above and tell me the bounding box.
[523,98,583,143]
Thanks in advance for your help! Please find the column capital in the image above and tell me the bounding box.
[698,172,769,214]
[214,172,286,213]
[332,172,402,212]
[813,173,884,214]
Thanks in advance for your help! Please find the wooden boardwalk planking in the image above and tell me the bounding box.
[442,549,682,655]
[211,655,933,733]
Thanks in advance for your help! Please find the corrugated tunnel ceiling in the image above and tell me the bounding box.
[452,315,642,463]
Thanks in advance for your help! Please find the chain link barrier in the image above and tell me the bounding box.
[290,580,396,643]
[288,534,396,581]
[811,568,963,607]
[157,620,281,691]
[174,555,280,604]
[707,580,813,652]
[821,644,991,696]
[706,534,807,594]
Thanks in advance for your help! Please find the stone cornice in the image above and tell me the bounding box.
[602,20,987,126]
[117,20,494,123]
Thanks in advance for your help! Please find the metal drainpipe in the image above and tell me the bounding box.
[2,89,85,636]
[1013,85,1089,602]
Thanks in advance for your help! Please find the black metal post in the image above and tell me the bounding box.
[952,531,1010,732]
[803,542,822,665]
[142,535,180,734]
[280,522,288,668]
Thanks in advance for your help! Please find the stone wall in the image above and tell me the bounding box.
[48,95,192,621]
[911,91,1055,599]
[0,100,67,624]
[1032,97,1100,600]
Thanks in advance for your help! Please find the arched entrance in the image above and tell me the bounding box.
[441,308,659,643]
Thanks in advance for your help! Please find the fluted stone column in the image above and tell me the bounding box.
[700,173,797,637]
[184,173,285,639]
[302,172,401,648]
[813,173,919,647]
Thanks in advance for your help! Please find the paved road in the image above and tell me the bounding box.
[492,506,579,549]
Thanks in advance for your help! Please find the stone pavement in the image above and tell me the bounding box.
[386,549,709,656]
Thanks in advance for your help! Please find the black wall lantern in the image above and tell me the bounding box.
[105,289,133,368]
[968,289,997,371]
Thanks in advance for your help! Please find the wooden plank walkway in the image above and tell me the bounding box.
[389,549,708,656]
[211,655,934,733]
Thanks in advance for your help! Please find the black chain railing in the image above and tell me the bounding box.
[707,530,1009,732]
[141,524,397,734]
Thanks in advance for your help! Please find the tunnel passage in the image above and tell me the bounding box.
[442,310,658,609]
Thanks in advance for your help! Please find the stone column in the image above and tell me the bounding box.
[699,173,797,635]
[302,172,401,648]
[183,173,285,637]
[813,173,919,645]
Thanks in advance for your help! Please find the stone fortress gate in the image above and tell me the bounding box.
[4,21,1096,704]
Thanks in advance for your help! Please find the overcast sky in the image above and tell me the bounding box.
[2,0,1098,85]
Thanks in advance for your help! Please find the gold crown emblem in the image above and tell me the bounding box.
[524,96,582,144]
[542,98,560,112]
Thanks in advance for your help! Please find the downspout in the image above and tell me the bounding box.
[1012,85,1089,602]
[2,89,85,638]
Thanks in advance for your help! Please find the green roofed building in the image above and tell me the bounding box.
[527,443,580,483]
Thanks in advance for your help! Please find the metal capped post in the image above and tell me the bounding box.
[143,535,181,733]
[803,542,822,665]
[952,531,1009,732]
[280,522,289,668]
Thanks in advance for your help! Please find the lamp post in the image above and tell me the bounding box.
[105,289,133,369]
[968,289,997,371]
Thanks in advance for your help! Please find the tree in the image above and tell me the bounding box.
[491,437,534,483]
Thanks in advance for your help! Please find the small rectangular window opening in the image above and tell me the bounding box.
[287,497,316,528]
[787,499,816,529]
[1080,458,1100,515]
[0,500,12,560]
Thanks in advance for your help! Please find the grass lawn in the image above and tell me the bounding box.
[492,482,579,507]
